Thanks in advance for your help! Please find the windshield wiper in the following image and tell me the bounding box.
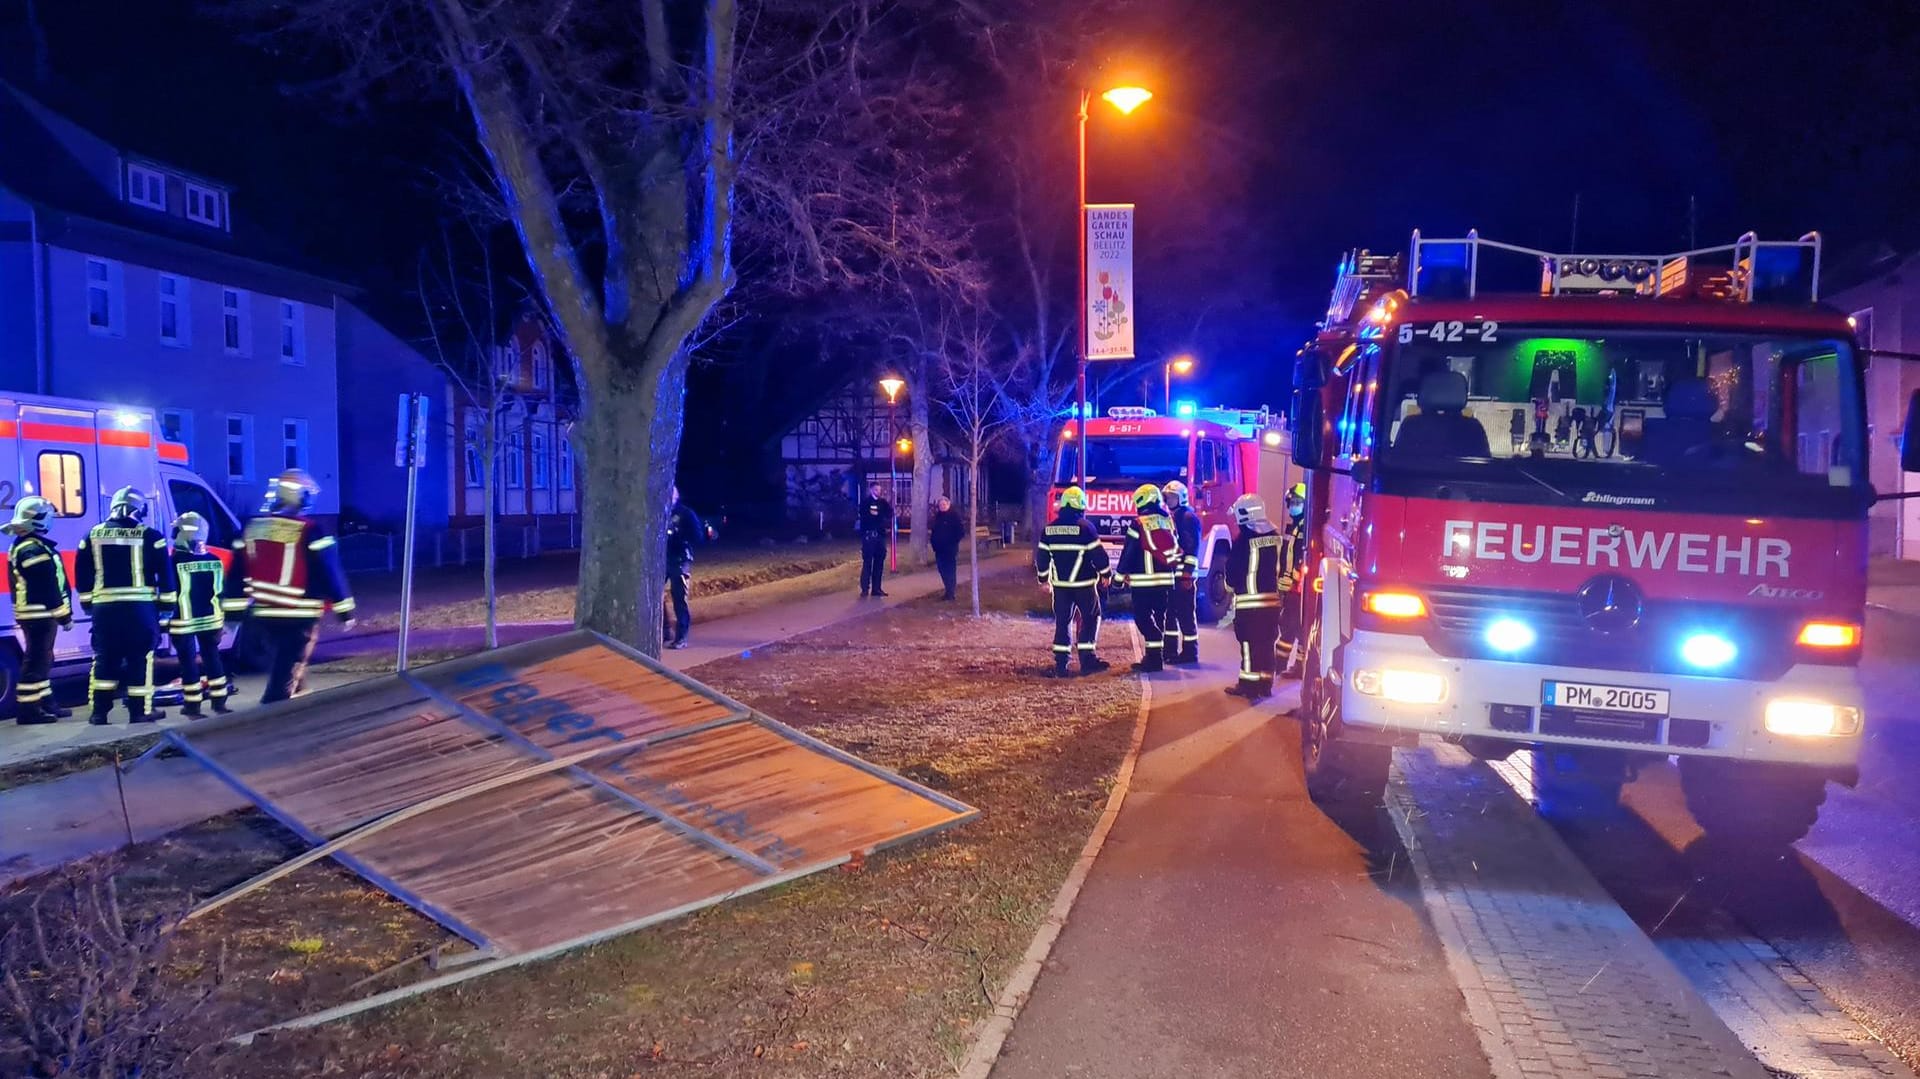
[1510,460,1576,503]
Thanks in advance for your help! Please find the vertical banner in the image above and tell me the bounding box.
[1086,203,1136,360]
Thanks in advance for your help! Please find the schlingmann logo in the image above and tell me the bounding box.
[1581,492,1658,507]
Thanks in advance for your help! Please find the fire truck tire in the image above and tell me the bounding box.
[1679,757,1826,849]
[1299,627,1390,804]
[1200,563,1231,623]
[1530,747,1626,817]
[0,641,20,720]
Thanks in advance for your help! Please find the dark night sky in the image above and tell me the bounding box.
[4,0,1917,489]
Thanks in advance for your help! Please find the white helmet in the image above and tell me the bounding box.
[172,511,209,548]
[1231,494,1269,527]
[5,495,55,536]
[1161,480,1189,507]
[264,469,320,516]
[109,486,149,522]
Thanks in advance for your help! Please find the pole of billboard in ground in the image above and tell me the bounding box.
[395,393,429,671]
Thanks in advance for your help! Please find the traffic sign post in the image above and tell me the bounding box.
[395,393,430,671]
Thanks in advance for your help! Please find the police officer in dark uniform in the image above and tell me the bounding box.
[7,496,72,724]
[225,469,356,704]
[1162,479,1202,665]
[1224,494,1284,699]
[1115,484,1181,673]
[161,512,232,717]
[1033,486,1111,677]
[663,485,713,650]
[75,486,173,724]
[857,481,893,597]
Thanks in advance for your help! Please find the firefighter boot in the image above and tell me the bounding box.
[1080,656,1111,676]
[1048,657,1072,678]
[1177,642,1200,665]
[181,702,204,719]
[16,703,58,726]
[128,704,165,724]
[1131,658,1164,674]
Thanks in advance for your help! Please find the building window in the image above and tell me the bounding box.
[159,409,192,464]
[497,340,520,385]
[85,257,122,334]
[558,432,575,490]
[532,426,551,489]
[126,164,166,211]
[185,182,225,228]
[226,414,253,480]
[463,413,485,489]
[505,430,525,489]
[36,452,85,516]
[532,340,551,390]
[158,274,189,345]
[279,300,305,365]
[282,418,308,470]
[222,288,249,355]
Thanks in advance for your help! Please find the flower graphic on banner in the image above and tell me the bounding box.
[1093,269,1130,343]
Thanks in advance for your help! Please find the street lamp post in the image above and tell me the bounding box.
[1076,84,1153,488]
[879,376,905,571]
[1164,353,1195,414]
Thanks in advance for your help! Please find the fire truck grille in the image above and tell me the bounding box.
[1420,587,1803,681]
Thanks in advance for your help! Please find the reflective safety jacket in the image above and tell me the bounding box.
[75,517,172,608]
[1169,504,1202,583]
[1033,510,1111,588]
[224,513,356,621]
[9,534,71,622]
[1115,509,1181,588]
[163,548,227,634]
[1224,523,1288,609]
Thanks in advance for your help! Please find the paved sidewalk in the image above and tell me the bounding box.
[992,623,1491,1079]
[1867,558,1920,620]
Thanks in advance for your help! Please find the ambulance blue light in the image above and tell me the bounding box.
[1680,632,1737,670]
[1484,618,1536,654]
[1174,400,1196,418]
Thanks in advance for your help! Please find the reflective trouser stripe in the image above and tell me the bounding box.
[128,655,155,699]
[208,676,229,698]
[183,681,204,703]
[1241,641,1260,681]
[1052,644,1071,654]
[17,679,49,702]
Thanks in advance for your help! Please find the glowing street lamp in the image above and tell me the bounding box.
[1164,353,1195,414]
[878,376,905,570]
[1076,81,1155,486]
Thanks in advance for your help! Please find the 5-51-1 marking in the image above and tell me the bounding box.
[1399,320,1498,344]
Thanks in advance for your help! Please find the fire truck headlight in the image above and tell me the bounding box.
[1679,632,1738,671]
[1484,618,1536,654]
[1764,700,1863,738]
[1353,668,1447,705]
[1262,430,1283,447]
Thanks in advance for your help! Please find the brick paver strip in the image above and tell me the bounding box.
[1390,744,1770,1079]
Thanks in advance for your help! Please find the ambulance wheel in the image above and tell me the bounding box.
[1299,626,1390,805]
[1680,757,1825,851]
[0,642,19,720]
[230,623,274,673]
[1530,747,1626,818]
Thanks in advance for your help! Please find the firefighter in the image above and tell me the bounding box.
[6,496,72,724]
[1114,484,1181,673]
[1224,494,1283,699]
[663,486,712,650]
[225,469,356,704]
[1162,479,1202,664]
[75,486,173,724]
[1033,486,1111,677]
[857,482,893,597]
[1277,482,1309,673]
[161,512,231,717]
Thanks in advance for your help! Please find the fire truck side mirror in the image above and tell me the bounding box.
[1290,350,1327,468]
[1903,391,1920,474]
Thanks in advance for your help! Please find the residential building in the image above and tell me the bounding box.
[777,376,966,532]
[1829,253,1920,559]
[0,82,346,517]
[446,314,580,528]
[335,299,452,533]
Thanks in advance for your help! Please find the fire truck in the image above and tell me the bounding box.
[1290,230,1889,848]
[1054,404,1295,619]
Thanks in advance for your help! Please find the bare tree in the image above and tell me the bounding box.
[936,310,1026,617]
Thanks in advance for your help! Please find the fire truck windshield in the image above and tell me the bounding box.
[1056,436,1191,487]
[1363,327,1864,503]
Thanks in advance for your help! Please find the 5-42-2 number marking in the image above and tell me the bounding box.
[1398,320,1498,344]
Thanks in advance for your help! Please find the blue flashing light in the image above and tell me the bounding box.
[1680,632,1738,670]
[1174,400,1197,419]
[1484,618,1536,654]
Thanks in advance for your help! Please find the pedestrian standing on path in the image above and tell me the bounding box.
[1114,484,1181,673]
[161,512,232,717]
[1162,479,1202,664]
[930,496,964,601]
[6,496,72,725]
[663,486,714,649]
[1223,494,1285,699]
[857,482,894,597]
[224,469,356,704]
[76,487,173,724]
[1034,486,1111,677]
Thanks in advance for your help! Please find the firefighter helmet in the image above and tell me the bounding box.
[4,495,55,535]
[172,511,209,549]
[1161,480,1189,507]
[109,486,149,522]
[1132,484,1164,510]
[264,469,321,515]
[1057,485,1088,511]
[1232,493,1269,527]
[1286,482,1307,518]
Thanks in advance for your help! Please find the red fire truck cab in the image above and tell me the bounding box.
[1291,231,1890,848]
[1053,405,1294,619]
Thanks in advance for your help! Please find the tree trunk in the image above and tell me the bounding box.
[966,451,982,617]
[1026,438,1055,541]
[573,344,688,656]
[908,357,932,565]
[482,403,498,650]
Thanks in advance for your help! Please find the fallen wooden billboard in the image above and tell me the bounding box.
[159,631,976,1035]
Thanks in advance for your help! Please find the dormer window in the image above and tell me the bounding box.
[126,163,166,211]
[185,182,227,229]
